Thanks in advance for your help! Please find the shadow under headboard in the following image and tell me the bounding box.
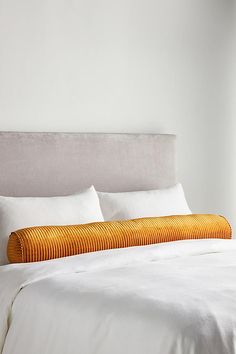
[0,132,176,196]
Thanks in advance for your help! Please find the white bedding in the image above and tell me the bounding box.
[1,239,236,354]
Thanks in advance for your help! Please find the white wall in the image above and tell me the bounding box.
[0,0,235,227]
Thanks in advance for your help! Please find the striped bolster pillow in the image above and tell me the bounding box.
[7,214,231,263]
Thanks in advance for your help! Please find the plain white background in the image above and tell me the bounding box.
[0,0,235,228]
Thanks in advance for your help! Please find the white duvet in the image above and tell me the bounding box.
[1,239,236,354]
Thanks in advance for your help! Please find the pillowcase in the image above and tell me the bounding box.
[7,214,231,263]
[98,183,191,221]
[0,186,104,265]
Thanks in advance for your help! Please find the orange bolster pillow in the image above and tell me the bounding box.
[7,214,231,263]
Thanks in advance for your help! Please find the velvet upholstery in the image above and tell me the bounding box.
[0,132,176,196]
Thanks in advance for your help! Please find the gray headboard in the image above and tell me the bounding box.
[0,132,176,196]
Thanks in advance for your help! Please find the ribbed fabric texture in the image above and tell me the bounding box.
[7,214,231,263]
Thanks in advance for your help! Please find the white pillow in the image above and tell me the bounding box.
[0,186,104,265]
[98,183,191,221]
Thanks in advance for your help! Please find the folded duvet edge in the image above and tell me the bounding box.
[7,214,232,263]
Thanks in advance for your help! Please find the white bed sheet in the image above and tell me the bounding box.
[1,239,236,354]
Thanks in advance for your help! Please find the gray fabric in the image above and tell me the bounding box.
[0,132,176,196]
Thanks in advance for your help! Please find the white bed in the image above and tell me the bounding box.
[0,132,235,354]
[1,239,236,354]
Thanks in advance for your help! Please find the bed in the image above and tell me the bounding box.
[0,132,236,354]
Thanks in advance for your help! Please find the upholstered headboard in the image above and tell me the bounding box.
[0,132,176,196]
